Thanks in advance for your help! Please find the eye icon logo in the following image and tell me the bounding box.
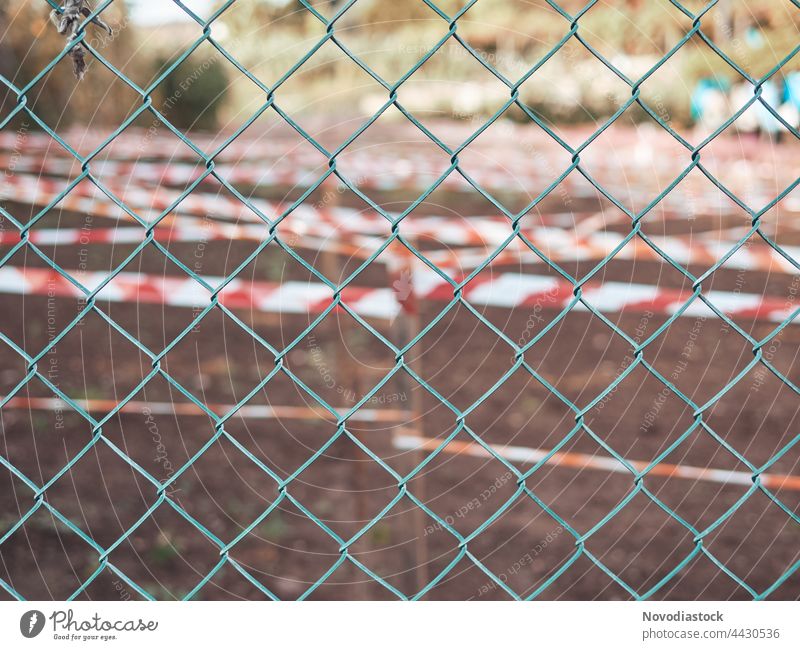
[20,610,45,639]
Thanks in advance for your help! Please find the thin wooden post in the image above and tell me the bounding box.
[318,175,371,599]
[388,242,429,595]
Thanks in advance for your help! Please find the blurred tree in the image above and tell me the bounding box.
[210,0,798,125]
[153,53,231,130]
[0,0,133,128]
[0,3,19,93]
[215,0,305,34]
[3,0,797,131]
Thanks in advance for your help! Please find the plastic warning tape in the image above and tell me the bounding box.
[0,132,600,194]
[5,173,798,274]
[0,266,795,323]
[0,266,401,320]
[0,226,382,263]
[5,223,799,275]
[2,396,409,423]
[393,435,800,491]
[0,151,573,194]
[421,234,800,273]
[0,129,563,165]
[8,170,798,256]
[4,130,798,209]
[0,171,601,240]
[1,172,403,235]
[3,149,777,216]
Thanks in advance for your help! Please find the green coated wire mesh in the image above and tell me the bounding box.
[0,0,799,601]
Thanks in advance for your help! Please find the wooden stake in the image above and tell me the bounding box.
[388,241,430,595]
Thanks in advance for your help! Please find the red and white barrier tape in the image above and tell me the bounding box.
[2,171,543,235]
[422,234,800,273]
[4,127,798,217]
[7,172,800,268]
[1,151,574,194]
[5,217,798,275]
[11,170,794,254]
[4,147,791,218]
[0,266,795,323]
[0,226,383,265]
[0,266,400,319]
[393,435,800,491]
[0,172,614,244]
[2,396,409,423]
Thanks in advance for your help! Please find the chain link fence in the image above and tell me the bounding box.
[0,0,799,600]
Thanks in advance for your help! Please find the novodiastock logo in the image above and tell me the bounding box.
[20,610,45,639]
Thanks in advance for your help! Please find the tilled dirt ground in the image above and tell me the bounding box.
[1,124,799,600]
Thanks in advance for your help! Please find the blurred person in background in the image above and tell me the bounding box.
[731,81,760,144]
[778,72,800,135]
[691,78,731,138]
[756,79,783,142]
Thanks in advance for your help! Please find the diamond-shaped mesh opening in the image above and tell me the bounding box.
[332,2,451,86]
[333,109,455,202]
[456,1,567,79]
[225,497,343,599]
[272,39,386,129]
[703,368,800,470]
[407,303,514,412]
[393,34,511,132]
[702,1,800,80]
[346,497,463,598]
[169,436,281,542]
[28,308,150,402]
[518,33,632,127]
[643,314,752,405]
[646,470,755,534]
[1,164,86,229]
[145,40,236,136]
[223,413,337,483]
[522,310,634,405]
[0,506,97,600]
[1,391,94,485]
[579,0,696,80]
[290,437,399,541]
[405,437,520,536]
[160,307,278,405]
[43,441,154,549]
[581,116,691,215]
[90,126,205,192]
[285,314,397,407]
[467,495,575,597]
[105,503,221,600]
[100,374,216,477]
[582,490,697,597]
[2,0,799,602]
[694,113,800,200]
[26,74,142,158]
[454,110,576,208]
[700,490,800,597]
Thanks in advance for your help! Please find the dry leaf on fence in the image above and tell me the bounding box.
[49,0,112,80]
